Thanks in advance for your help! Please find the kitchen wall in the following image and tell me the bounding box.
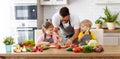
[0,0,37,53]
[0,0,16,53]
[43,0,120,28]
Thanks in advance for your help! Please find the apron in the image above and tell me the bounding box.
[59,20,78,45]
[80,32,92,46]
[44,33,54,43]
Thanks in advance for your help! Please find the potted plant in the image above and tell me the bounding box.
[3,36,14,52]
[95,17,103,29]
[100,6,120,30]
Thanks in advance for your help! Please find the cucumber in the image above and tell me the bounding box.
[43,47,49,50]
[66,47,73,51]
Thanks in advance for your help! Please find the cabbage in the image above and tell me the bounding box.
[87,40,99,48]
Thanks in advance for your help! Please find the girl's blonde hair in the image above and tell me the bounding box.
[80,19,92,27]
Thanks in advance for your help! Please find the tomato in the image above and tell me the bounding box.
[65,44,70,48]
[74,44,78,48]
[56,45,61,49]
[32,48,37,52]
[36,46,39,49]
[70,44,78,48]
[39,48,43,52]
[77,48,82,52]
[73,47,82,53]
[25,43,29,46]
[73,48,78,53]
[28,44,33,48]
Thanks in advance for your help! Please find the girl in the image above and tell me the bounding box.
[37,22,62,46]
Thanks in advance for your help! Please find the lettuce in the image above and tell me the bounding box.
[87,40,99,48]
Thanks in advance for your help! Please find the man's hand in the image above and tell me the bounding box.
[66,29,80,44]
[66,39,72,44]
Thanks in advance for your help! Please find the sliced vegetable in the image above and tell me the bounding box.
[66,47,73,51]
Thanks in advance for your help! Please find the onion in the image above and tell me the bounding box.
[93,45,104,52]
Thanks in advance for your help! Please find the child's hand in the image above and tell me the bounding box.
[59,37,63,42]
[78,38,81,42]
[40,42,50,46]
[85,28,90,34]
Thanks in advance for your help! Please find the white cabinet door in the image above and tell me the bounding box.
[104,37,119,45]
[40,0,67,5]
[40,0,53,5]
[54,0,67,5]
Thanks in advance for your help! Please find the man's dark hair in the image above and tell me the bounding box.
[59,7,70,17]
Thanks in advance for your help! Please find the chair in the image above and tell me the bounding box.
[34,29,43,44]
[90,29,104,45]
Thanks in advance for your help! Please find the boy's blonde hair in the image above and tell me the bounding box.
[80,19,92,27]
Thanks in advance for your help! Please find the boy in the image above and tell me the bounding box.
[78,19,96,45]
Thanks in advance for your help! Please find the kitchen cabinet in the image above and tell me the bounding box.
[40,0,67,5]
[13,0,37,3]
[104,33,120,45]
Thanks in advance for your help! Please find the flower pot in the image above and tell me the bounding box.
[106,22,115,30]
[5,45,12,52]
[96,24,102,29]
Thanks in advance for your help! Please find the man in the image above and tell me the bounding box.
[52,7,80,45]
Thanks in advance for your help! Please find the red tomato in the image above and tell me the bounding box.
[73,48,78,53]
[77,47,82,52]
[25,43,29,46]
[32,48,37,52]
[28,44,33,48]
[36,46,41,50]
[36,46,39,49]
[70,44,78,48]
[56,45,61,49]
[73,47,82,53]
[39,48,43,52]
[65,44,70,48]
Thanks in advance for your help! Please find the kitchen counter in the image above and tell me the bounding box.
[92,28,120,33]
[0,46,120,59]
[104,28,120,33]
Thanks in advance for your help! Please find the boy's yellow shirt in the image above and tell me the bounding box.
[78,31,96,40]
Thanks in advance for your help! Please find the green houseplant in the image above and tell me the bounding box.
[3,36,14,52]
[100,6,120,30]
[95,17,103,29]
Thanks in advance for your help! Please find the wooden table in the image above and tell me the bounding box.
[0,46,120,59]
